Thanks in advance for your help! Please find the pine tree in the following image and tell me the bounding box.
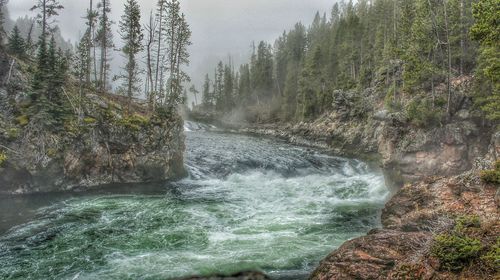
[118,0,143,112]
[215,61,224,110]
[75,35,90,91]
[164,0,192,107]
[84,0,98,87]
[470,0,500,121]
[8,25,26,57]
[145,10,157,109]
[96,0,113,92]
[223,64,234,111]
[202,74,212,107]
[31,0,63,100]
[30,0,64,37]
[0,0,8,45]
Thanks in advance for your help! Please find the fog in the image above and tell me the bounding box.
[8,0,335,98]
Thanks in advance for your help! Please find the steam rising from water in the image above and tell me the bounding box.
[0,123,388,280]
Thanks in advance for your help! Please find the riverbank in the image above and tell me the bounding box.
[223,122,499,279]
[189,89,499,279]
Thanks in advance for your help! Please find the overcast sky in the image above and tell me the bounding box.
[8,0,335,95]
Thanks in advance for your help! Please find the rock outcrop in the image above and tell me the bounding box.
[310,134,500,280]
[0,51,186,195]
[239,87,492,187]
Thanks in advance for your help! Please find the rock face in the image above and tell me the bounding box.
[0,98,186,194]
[310,134,500,280]
[240,89,492,187]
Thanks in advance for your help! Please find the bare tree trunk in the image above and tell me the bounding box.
[146,11,156,112]
[86,0,93,86]
[154,2,164,93]
[42,0,46,36]
[99,0,107,93]
[427,0,445,65]
[168,15,177,104]
[459,0,465,75]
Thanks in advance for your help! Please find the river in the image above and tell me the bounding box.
[0,122,389,279]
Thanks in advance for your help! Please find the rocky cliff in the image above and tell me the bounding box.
[0,52,186,195]
[239,81,494,189]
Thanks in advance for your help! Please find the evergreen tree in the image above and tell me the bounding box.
[118,0,143,111]
[75,35,90,91]
[238,64,251,105]
[0,0,8,45]
[31,0,63,101]
[215,61,224,110]
[470,0,500,121]
[96,0,113,92]
[223,64,234,111]
[8,25,26,57]
[30,0,64,37]
[164,0,192,107]
[84,0,98,87]
[202,74,212,107]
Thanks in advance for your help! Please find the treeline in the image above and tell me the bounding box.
[201,0,499,123]
[1,0,192,118]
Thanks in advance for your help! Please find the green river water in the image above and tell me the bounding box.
[0,122,389,279]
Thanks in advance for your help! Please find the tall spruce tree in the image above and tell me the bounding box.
[118,0,144,111]
[8,25,26,57]
[96,0,113,92]
[164,0,192,107]
[31,0,63,100]
[202,74,212,107]
[0,0,8,45]
[470,0,500,121]
[30,0,64,37]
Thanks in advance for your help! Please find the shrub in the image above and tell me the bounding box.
[480,160,500,184]
[455,215,481,232]
[83,117,97,124]
[481,238,500,271]
[46,148,58,158]
[16,115,29,126]
[0,151,7,167]
[432,233,483,271]
[118,114,149,131]
[7,128,19,140]
[384,85,402,112]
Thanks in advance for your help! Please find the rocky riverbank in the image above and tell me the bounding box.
[237,114,499,279]
[0,52,186,195]
[190,82,499,279]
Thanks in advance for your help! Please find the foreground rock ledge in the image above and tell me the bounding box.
[310,171,499,280]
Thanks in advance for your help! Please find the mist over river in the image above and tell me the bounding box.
[0,122,389,279]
